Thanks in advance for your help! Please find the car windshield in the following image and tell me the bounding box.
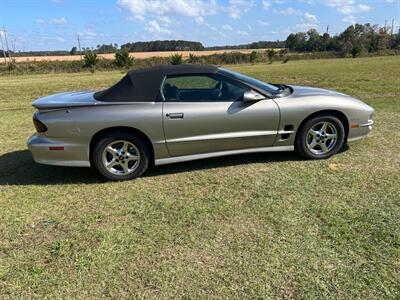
[219,68,280,94]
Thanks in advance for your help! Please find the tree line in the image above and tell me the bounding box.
[120,40,204,52]
[286,23,400,57]
[4,23,399,58]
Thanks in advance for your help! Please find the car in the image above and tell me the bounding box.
[27,64,374,181]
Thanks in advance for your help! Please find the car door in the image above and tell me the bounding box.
[162,73,280,157]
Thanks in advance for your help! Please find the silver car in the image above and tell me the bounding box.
[28,64,374,181]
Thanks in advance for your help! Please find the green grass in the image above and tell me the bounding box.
[0,56,399,299]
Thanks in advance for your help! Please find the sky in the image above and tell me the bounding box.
[0,0,399,51]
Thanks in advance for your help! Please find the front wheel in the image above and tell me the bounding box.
[92,133,149,181]
[295,115,345,159]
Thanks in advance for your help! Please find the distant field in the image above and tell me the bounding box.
[6,48,273,63]
[0,57,399,298]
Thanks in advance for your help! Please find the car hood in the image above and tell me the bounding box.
[32,90,97,109]
[283,85,374,113]
[289,85,352,98]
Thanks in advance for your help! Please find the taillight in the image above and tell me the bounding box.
[33,112,47,133]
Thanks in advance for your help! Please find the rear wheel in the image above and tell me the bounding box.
[92,133,149,181]
[295,115,345,159]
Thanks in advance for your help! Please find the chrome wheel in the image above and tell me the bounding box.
[306,121,338,155]
[101,140,140,175]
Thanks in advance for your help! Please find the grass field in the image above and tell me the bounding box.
[0,56,399,299]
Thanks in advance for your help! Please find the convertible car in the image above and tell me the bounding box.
[28,64,374,181]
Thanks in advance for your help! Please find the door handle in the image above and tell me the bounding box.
[166,113,184,119]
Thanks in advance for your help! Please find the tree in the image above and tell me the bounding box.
[306,29,321,51]
[267,49,275,63]
[352,44,363,58]
[115,48,134,69]
[291,32,307,51]
[188,53,199,64]
[96,43,117,54]
[170,53,183,65]
[321,33,332,51]
[285,33,296,50]
[250,50,258,63]
[83,51,98,69]
[70,46,78,55]
[377,27,389,51]
[338,25,355,56]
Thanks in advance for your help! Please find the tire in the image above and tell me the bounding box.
[92,132,150,181]
[295,115,345,159]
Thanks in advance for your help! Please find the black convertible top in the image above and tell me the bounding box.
[94,64,219,102]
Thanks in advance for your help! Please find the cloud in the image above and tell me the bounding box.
[295,22,318,30]
[49,17,67,25]
[324,0,354,6]
[342,15,356,23]
[257,20,270,26]
[337,4,371,14]
[273,7,302,15]
[146,20,171,34]
[117,0,219,22]
[236,30,248,36]
[292,11,318,30]
[205,23,217,31]
[222,24,233,31]
[36,17,67,25]
[324,0,371,15]
[78,28,102,40]
[195,16,205,24]
[156,16,173,26]
[55,36,66,42]
[262,0,271,10]
[227,0,253,19]
[304,12,317,22]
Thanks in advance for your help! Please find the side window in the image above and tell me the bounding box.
[162,74,249,102]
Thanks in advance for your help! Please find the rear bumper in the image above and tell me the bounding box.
[347,119,374,142]
[27,133,90,167]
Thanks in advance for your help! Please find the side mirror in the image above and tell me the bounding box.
[243,90,266,102]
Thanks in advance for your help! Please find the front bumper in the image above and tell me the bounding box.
[27,133,90,167]
[347,119,374,142]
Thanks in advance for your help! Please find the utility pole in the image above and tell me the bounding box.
[324,25,329,52]
[77,34,82,59]
[391,18,394,36]
[3,25,12,60]
[0,31,7,65]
